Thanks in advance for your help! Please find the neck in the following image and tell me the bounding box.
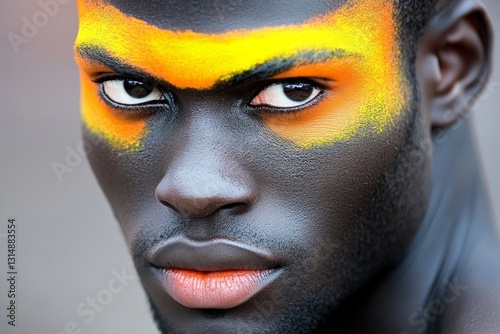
[330,118,497,333]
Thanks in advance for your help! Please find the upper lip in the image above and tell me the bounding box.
[148,237,281,271]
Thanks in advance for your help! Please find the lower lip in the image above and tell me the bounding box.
[163,268,277,309]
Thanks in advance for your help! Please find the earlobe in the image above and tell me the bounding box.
[425,2,492,129]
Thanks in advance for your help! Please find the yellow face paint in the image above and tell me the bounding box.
[75,0,407,150]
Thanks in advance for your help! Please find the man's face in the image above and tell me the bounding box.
[75,0,432,332]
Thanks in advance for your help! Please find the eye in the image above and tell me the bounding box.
[250,82,323,108]
[101,79,165,106]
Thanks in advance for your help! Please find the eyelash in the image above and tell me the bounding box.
[92,75,329,118]
[248,78,329,114]
[93,75,171,113]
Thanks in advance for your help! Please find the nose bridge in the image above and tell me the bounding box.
[155,111,255,217]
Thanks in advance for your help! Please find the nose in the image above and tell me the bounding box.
[155,145,256,218]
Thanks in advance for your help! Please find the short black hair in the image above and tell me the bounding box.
[395,0,440,82]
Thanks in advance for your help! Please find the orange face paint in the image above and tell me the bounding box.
[75,0,407,150]
[77,62,147,151]
[164,269,275,309]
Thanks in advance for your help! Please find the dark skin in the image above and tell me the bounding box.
[75,0,500,332]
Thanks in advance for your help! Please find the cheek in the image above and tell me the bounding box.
[249,123,407,245]
[82,127,162,229]
[80,74,148,151]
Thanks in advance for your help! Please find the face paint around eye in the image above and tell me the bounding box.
[76,0,405,151]
[101,79,166,106]
[250,82,324,109]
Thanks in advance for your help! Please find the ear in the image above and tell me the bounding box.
[416,0,493,129]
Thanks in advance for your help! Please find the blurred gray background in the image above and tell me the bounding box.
[1,1,499,333]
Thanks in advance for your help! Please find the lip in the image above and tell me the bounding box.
[148,237,282,309]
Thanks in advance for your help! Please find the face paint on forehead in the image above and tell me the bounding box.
[75,0,408,150]
[76,0,400,89]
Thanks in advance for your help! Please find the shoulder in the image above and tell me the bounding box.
[439,239,500,333]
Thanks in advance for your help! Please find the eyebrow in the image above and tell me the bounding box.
[75,45,163,83]
[75,44,352,88]
[222,49,351,86]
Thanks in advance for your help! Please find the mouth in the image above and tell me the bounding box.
[148,237,282,309]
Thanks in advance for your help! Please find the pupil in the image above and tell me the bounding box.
[283,83,314,102]
[123,80,153,99]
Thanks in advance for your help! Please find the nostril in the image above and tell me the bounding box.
[220,202,248,214]
[221,202,241,210]
[155,168,256,217]
[158,199,181,214]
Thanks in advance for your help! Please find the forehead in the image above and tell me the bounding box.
[76,0,399,90]
[105,0,348,32]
